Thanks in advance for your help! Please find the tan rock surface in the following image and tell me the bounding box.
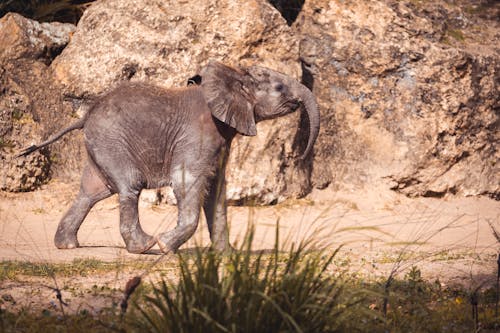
[296,0,499,198]
[1,0,498,201]
[51,0,311,204]
[0,13,79,191]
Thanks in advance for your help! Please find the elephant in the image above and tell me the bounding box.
[18,60,320,254]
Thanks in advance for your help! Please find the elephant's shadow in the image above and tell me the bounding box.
[77,244,163,255]
[77,245,277,257]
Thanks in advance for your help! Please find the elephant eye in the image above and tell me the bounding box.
[274,83,284,92]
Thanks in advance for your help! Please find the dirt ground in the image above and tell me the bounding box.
[0,181,499,313]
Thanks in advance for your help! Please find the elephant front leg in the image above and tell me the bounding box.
[119,192,156,254]
[157,167,203,253]
[203,174,231,253]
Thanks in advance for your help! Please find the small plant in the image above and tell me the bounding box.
[464,4,491,16]
[129,229,361,333]
[32,207,47,215]
[0,138,14,151]
[11,109,24,121]
[447,28,465,42]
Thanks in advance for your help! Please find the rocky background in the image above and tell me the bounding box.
[0,0,498,203]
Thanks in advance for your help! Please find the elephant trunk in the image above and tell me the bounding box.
[292,83,320,160]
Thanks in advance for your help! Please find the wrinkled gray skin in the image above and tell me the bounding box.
[19,61,320,254]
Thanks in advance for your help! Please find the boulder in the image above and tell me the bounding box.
[0,13,78,191]
[295,0,499,198]
[52,0,310,204]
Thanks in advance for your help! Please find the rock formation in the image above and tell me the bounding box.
[0,13,79,191]
[50,0,311,204]
[296,0,499,198]
[0,0,498,201]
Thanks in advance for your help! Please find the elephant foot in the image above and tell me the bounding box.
[125,235,156,254]
[211,243,234,255]
[210,237,234,254]
[54,233,79,249]
[156,231,182,254]
[156,236,175,254]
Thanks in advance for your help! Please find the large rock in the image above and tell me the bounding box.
[2,0,498,202]
[52,0,300,95]
[0,13,78,191]
[51,0,310,204]
[295,0,499,198]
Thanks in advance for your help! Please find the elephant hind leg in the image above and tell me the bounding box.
[118,191,156,254]
[55,163,113,249]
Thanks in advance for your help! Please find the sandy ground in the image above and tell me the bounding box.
[0,181,499,313]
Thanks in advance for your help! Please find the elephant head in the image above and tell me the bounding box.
[197,60,320,159]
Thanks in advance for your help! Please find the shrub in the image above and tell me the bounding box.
[129,230,362,333]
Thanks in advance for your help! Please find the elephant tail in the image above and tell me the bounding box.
[17,114,88,158]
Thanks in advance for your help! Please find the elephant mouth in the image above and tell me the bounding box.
[290,100,302,110]
[278,100,301,115]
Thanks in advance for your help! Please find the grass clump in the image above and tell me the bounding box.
[129,230,361,333]
[0,258,122,280]
[447,28,465,42]
[368,266,500,332]
[0,138,14,152]
[0,308,116,333]
[127,240,500,332]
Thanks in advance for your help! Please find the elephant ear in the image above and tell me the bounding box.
[199,60,257,136]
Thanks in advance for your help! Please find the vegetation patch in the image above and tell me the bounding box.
[0,258,150,280]
[1,256,499,332]
[1,229,499,332]
[447,28,466,41]
[0,138,14,152]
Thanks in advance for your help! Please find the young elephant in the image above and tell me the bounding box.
[18,60,320,254]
